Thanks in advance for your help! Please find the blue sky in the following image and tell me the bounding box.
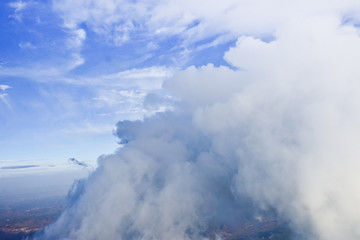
[0,0,235,171]
[1,0,358,176]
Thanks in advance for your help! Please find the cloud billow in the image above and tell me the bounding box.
[33,1,360,240]
[35,113,259,239]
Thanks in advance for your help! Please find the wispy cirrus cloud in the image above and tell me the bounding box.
[0,93,10,108]
[62,123,115,135]
[52,0,360,51]
[19,42,37,50]
[8,0,28,21]
[0,84,11,108]
[0,85,11,91]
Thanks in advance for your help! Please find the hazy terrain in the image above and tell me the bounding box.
[0,168,87,240]
[0,197,292,240]
[0,195,65,240]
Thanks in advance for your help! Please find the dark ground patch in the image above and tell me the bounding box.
[0,196,65,240]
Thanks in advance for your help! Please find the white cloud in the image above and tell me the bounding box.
[62,29,86,69]
[68,53,85,70]
[87,67,173,120]
[62,123,115,135]
[0,65,171,122]
[184,14,360,240]
[9,1,27,11]
[0,93,10,108]
[53,0,146,45]
[8,0,28,21]
[0,85,11,108]
[66,28,86,49]
[19,42,37,49]
[33,1,360,240]
[71,66,172,90]
[92,89,167,120]
[115,66,172,80]
[52,0,360,49]
[92,89,147,118]
[0,85,11,91]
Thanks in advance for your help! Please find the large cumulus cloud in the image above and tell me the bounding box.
[33,1,360,240]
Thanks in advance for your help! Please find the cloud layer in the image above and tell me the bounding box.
[32,1,360,240]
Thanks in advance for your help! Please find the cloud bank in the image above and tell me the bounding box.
[33,1,360,240]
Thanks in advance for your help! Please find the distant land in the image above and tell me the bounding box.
[0,195,65,240]
[0,195,292,240]
[0,165,90,240]
[0,175,292,240]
